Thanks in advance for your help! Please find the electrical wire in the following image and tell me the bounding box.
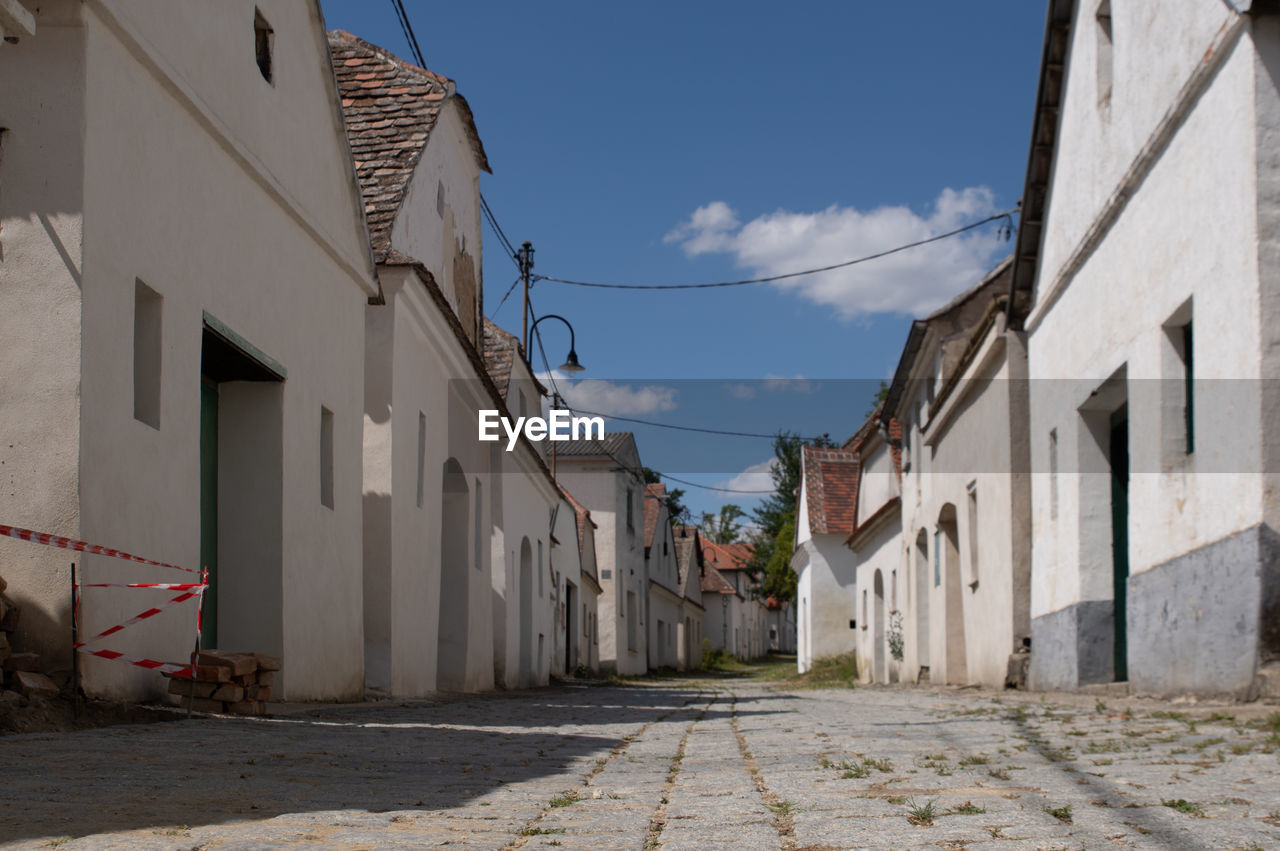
[653,472,774,495]
[388,0,426,68]
[533,208,1018,290]
[490,277,523,319]
[566,406,825,442]
[528,298,776,495]
[480,194,520,266]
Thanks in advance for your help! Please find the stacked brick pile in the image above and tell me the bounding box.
[0,573,60,698]
[163,650,279,716]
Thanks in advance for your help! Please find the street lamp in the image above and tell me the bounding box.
[527,313,586,373]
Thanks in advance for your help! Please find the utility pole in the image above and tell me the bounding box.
[518,240,534,357]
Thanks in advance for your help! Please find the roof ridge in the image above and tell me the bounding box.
[328,29,455,88]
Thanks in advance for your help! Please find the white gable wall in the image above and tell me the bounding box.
[390,102,482,333]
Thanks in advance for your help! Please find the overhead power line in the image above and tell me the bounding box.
[490,277,523,319]
[528,298,775,495]
[388,0,426,68]
[654,472,774,495]
[567,406,825,442]
[533,207,1018,290]
[480,193,521,269]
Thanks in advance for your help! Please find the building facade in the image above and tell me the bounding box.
[1009,0,1280,698]
[0,0,379,701]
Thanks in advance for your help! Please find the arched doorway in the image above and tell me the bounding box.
[873,570,886,683]
[939,504,967,684]
[915,529,930,680]
[518,537,533,687]
[437,459,469,691]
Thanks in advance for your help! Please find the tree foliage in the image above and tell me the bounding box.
[700,504,746,544]
[747,431,835,602]
[642,467,688,526]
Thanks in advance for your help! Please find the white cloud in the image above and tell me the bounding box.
[662,200,740,255]
[762,374,817,395]
[726,383,757,400]
[716,457,778,499]
[665,187,1009,318]
[537,372,678,416]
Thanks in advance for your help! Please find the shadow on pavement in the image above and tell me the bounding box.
[0,682,776,843]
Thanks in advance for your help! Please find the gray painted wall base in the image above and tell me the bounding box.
[1028,599,1114,691]
[1127,523,1279,697]
[1030,524,1280,696]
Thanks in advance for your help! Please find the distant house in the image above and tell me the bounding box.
[701,538,766,660]
[560,485,602,675]
[765,597,796,654]
[698,537,765,661]
[332,31,558,695]
[700,558,742,658]
[555,433,650,675]
[882,257,1030,689]
[844,417,903,685]
[1007,1,1280,698]
[792,447,860,673]
[644,484,683,670]
[0,2,379,702]
[673,527,705,670]
[480,318,562,689]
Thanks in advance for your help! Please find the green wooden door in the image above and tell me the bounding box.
[200,379,218,649]
[1109,406,1129,682]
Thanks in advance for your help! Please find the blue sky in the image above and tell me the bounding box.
[319,1,1047,522]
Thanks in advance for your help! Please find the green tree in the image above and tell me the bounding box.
[866,379,890,418]
[757,512,797,601]
[747,430,834,602]
[700,504,746,544]
[642,467,688,526]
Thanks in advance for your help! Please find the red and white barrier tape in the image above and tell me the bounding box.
[77,647,195,678]
[79,582,207,590]
[75,586,205,649]
[0,523,197,573]
[73,581,207,679]
[2,522,209,678]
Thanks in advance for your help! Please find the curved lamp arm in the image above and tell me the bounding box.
[527,313,585,373]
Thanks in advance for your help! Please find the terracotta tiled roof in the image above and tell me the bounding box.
[700,563,737,596]
[328,30,491,263]
[699,538,753,573]
[558,484,596,562]
[672,526,701,597]
[482,318,518,399]
[802,446,860,536]
[644,483,665,548]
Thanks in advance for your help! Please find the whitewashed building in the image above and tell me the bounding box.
[844,420,904,685]
[702,538,768,661]
[555,433,650,675]
[673,526,705,670]
[792,447,860,673]
[883,258,1032,688]
[0,1,379,701]
[644,484,684,670]
[1008,0,1280,697]
[479,318,562,689]
[333,30,526,696]
[560,486,602,675]
[765,599,796,654]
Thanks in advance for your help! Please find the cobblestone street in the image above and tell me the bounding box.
[4,672,1280,849]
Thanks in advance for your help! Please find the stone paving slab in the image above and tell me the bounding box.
[1,678,1278,848]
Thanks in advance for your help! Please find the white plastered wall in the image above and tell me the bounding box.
[1026,6,1261,622]
[69,1,375,701]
